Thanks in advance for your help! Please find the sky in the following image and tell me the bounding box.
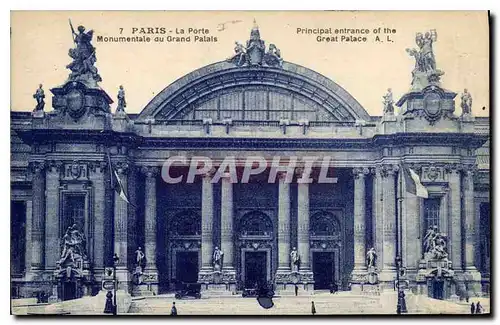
[11,11,489,117]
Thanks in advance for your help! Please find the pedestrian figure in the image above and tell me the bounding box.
[311,301,316,315]
[475,302,483,314]
[171,301,178,315]
[329,283,334,294]
[104,291,114,314]
[294,285,298,296]
[470,302,475,314]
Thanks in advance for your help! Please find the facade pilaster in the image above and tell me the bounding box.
[30,161,46,273]
[379,163,398,282]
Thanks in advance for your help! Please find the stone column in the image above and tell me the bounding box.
[352,167,368,279]
[380,164,398,282]
[372,167,384,273]
[25,200,33,274]
[199,170,214,280]
[276,172,291,278]
[297,179,313,286]
[448,166,462,271]
[45,162,62,270]
[463,166,481,293]
[30,161,46,272]
[220,173,236,283]
[142,166,159,273]
[91,162,107,275]
[113,162,130,288]
[463,168,477,271]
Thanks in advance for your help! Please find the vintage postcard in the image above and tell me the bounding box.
[10,11,490,315]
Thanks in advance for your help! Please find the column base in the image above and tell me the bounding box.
[274,270,314,295]
[350,267,369,284]
[131,268,158,296]
[116,267,131,293]
[378,268,397,289]
[197,268,237,295]
[351,283,381,296]
[275,267,292,284]
[463,269,482,297]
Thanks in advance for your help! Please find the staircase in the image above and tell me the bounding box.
[128,292,385,315]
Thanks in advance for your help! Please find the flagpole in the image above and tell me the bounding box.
[396,163,407,314]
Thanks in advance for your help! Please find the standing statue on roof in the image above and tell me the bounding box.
[66,20,102,83]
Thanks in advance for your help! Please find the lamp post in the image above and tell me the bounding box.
[395,255,407,314]
[395,166,407,314]
[113,253,119,316]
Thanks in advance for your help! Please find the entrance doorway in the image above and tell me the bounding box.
[244,251,267,288]
[431,279,444,300]
[176,252,199,284]
[313,252,335,290]
[62,282,77,301]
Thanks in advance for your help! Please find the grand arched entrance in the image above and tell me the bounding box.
[310,210,343,290]
[235,210,274,289]
[168,210,202,285]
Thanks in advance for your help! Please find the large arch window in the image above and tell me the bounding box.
[170,211,201,237]
[238,211,273,238]
[310,211,340,237]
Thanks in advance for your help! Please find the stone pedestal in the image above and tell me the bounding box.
[460,114,475,132]
[48,81,113,130]
[200,283,236,297]
[379,114,399,134]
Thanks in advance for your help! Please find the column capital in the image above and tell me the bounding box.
[29,161,46,174]
[380,163,399,177]
[141,166,159,178]
[113,161,129,175]
[203,167,217,179]
[46,160,64,173]
[352,167,370,178]
[443,163,462,174]
[461,164,477,177]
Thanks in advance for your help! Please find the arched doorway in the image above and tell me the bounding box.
[236,210,274,289]
[310,210,342,290]
[169,210,201,286]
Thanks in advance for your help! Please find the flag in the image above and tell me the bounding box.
[107,150,134,206]
[403,165,428,198]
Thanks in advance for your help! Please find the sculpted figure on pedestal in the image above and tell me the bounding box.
[135,246,145,268]
[213,246,224,271]
[227,20,283,68]
[366,247,377,268]
[59,224,87,266]
[290,247,300,272]
[423,225,448,260]
[66,21,102,83]
[383,88,394,115]
[406,29,444,88]
[461,89,472,116]
[227,42,248,67]
[33,84,45,112]
[117,85,127,112]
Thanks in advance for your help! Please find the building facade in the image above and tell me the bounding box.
[11,24,490,301]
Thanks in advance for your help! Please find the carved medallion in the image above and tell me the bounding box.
[66,89,86,120]
[423,92,442,124]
